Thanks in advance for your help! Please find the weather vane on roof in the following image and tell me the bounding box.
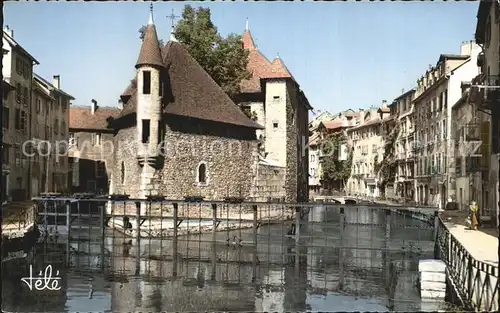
[167,8,179,28]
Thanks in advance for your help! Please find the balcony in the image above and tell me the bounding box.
[469,74,500,110]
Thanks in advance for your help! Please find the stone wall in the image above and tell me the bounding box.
[251,163,286,202]
[110,116,258,203]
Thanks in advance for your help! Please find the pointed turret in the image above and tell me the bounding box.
[242,20,256,50]
[135,4,164,69]
[271,55,294,80]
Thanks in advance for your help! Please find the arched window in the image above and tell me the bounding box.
[121,161,125,184]
[198,163,206,184]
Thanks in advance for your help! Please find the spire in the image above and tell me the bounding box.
[245,18,249,30]
[170,26,177,42]
[135,7,164,69]
[148,3,154,25]
[167,8,179,43]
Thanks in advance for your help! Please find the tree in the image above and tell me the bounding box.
[138,26,164,46]
[320,132,353,190]
[138,6,253,118]
[173,5,251,99]
[374,120,399,193]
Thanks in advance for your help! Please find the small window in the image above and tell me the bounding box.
[3,107,9,129]
[96,161,106,178]
[92,133,102,145]
[273,122,278,129]
[159,74,163,97]
[121,161,125,184]
[143,71,151,94]
[69,133,75,146]
[198,163,207,184]
[142,119,150,143]
[273,96,280,103]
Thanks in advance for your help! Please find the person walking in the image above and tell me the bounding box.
[469,200,479,231]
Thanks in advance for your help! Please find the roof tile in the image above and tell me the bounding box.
[70,106,121,130]
[117,41,262,130]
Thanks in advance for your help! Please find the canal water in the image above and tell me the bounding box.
[2,206,437,312]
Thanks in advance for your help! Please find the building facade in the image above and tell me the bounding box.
[68,101,121,194]
[2,26,39,201]
[413,41,480,208]
[471,1,500,225]
[451,83,490,212]
[346,106,390,198]
[31,74,74,195]
[237,24,312,202]
[391,89,416,202]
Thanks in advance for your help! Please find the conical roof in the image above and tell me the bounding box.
[135,10,164,69]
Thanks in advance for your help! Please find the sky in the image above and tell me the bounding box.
[4,2,480,116]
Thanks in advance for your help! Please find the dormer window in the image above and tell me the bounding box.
[143,71,151,94]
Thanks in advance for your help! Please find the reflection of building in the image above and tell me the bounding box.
[31,74,74,194]
[2,26,39,201]
[471,1,500,226]
[68,100,120,194]
[413,41,480,208]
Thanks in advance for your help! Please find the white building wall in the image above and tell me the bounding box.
[264,81,288,167]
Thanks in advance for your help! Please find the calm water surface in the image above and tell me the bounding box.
[2,207,437,312]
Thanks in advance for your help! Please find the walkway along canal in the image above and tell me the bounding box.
[0,196,486,311]
[434,214,499,312]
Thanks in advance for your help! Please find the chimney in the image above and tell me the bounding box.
[91,99,98,115]
[53,75,60,89]
[4,25,13,38]
[460,41,473,56]
[382,100,387,108]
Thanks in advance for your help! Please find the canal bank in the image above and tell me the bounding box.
[434,212,498,312]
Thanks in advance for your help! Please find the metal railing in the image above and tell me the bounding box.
[435,216,499,311]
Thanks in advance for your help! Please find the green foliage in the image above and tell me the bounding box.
[320,133,353,185]
[138,26,164,46]
[374,121,400,187]
[173,5,251,99]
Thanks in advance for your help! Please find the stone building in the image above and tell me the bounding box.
[471,1,500,226]
[413,41,480,207]
[108,9,262,208]
[391,89,416,202]
[31,74,74,194]
[68,101,121,193]
[346,105,390,198]
[2,26,39,201]
[237,23,312,202]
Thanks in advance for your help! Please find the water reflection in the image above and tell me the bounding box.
[2,206,435,312]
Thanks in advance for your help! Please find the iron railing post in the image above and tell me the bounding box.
[172,202,178,277]
[211,203,217,280]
